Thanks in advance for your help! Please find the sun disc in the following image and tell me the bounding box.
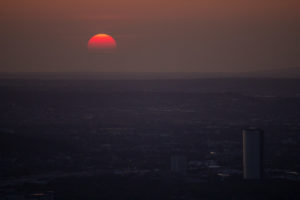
[87,34,117,52]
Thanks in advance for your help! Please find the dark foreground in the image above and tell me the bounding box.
[1,174,300,200]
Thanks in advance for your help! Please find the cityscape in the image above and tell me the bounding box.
[1,0,300,199]
[0,78,299,199]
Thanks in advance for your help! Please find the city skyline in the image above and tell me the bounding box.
[1,1,300,199]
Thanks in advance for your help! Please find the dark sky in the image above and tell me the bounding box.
[1,0,299,73]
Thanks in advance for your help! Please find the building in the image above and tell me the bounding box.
[171,155,187,174]
[242,128,264,179]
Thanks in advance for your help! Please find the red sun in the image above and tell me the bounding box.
[87,34,117,52]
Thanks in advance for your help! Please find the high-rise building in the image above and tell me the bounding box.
[242,128,264,179]
[171,155,187,174]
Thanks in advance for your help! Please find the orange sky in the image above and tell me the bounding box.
[0,0,299,73]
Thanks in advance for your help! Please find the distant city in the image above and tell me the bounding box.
[0,78,300,200]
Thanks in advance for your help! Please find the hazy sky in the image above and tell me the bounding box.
[1,0,299,73]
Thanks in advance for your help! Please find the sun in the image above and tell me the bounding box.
[87,34,117,52]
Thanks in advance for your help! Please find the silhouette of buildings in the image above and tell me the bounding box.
[243,128,264,179]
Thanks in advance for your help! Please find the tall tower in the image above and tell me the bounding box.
[242,128,264,179]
